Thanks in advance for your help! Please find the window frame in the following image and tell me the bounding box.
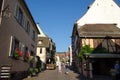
[32,30,35,41]
[40,48,42,54]
[0,0,3,14]
[26,20,30,34]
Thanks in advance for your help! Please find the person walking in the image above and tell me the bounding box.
[114,61,120,80]
[58,61,62,72]
[65,62,69,74]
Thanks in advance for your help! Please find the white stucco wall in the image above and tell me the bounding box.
[76,0,120,28]
[36,24,47,64]
[36,47,46,63]
[69,45,72,66]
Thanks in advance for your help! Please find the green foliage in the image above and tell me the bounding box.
[78,54,84,61]
[78,45,109,61]
[80,45,93,55]
[28,68,39,76]
[78,45,93,61]
[92,47,108,53]
[13,50,19,59]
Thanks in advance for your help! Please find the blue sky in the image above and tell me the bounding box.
[25,0,119,52]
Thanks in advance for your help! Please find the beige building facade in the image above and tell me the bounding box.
[0,0,39,77]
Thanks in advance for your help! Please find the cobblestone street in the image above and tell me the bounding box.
[23,66,82,80]
[23,65,113,80]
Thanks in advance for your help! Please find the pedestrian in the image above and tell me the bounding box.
[58,61,62,72]
[65,62,69,74]
[114,60,120,80]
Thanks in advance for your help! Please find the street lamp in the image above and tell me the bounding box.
[2,5,11,18]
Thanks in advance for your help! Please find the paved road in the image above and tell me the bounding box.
[23,66,81,80]
[23,66,112,80]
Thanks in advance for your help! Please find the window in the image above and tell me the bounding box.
[17,8,23,24]
[38,40,43,44]
[40,48,42,54]
[14,4,23,25]
[10,37,19,56]
[0,0,3,14]
[22,15,26,28]
[31,51,34,56]
[26,21,30,34]
[10,37,26,58]
[32,30,35,41]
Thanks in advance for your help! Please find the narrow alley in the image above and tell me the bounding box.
[23,65,112,80]
[23,66,81,80]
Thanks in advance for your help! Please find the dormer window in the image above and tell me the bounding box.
[38,40,43,44]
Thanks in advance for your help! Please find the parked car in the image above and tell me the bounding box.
[46,58,56,70]
[46,63,56,70]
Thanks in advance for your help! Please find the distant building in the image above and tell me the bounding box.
[0,0,39,78]
[55,52,66,62]
[36,24,56,70]
[68,45,72,66]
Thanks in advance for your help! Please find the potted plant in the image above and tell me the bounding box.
[24,52,30,62]
[13,48,23,60]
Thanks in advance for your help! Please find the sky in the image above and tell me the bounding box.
[25,0,120,52]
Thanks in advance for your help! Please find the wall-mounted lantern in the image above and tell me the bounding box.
[2,5,11,18]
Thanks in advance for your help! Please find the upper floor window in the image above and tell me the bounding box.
[38,40,43,44]
[26,21,30,34]
[32,30,35,41]
[14,4,23,25]
[40,48,42,54]
[0,0,3,15]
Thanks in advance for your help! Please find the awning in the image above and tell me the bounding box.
[85,54,120,58]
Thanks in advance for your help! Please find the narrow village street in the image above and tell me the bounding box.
[0,0,120,80]
[23,66,82,80]
[23,65,113,80]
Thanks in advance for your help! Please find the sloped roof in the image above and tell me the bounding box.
[37,37,50,47]
[21,0,40,34]
[78,24,120,38]
[37,24,47,37]
[76,0,120,28]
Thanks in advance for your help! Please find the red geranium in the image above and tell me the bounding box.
[15,48,23,57]
[18,51,23,57]
[15,48,19,51]
[25,52,30,59]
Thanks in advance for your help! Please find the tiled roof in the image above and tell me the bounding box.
[37,37,50,47]
[78,24,120,38]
